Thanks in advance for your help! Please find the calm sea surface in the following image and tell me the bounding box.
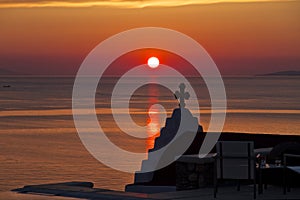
[0,76,299,194]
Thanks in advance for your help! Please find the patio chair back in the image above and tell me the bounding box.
[216,141,255,180]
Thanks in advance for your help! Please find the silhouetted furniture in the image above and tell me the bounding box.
[255,147,273,194]
[254,147,273,157]
[257,164,284,194]
[214,141,256,199]
[283,154,300,195]
[269,142,300,164]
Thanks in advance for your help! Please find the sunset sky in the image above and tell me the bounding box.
[0,0,299,75]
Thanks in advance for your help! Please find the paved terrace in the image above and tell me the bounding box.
[13,182,300,200]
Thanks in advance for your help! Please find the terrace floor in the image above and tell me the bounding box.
[12,182,300,200]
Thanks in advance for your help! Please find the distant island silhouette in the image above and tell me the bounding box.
[258,70,300,76]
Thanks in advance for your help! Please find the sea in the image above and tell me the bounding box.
[0,76,299,198]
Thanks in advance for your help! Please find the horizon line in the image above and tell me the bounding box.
[0,0,295,9]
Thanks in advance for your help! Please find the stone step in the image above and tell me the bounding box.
[134,171,154,183]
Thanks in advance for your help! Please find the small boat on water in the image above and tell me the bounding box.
[2,85,11,88]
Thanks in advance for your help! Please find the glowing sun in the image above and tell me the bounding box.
[147,57,159,68]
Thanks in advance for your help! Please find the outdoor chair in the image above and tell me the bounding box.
[214,141,256,199]
[283,154,300,195]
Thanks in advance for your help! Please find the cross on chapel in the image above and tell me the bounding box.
[174,83,190,108]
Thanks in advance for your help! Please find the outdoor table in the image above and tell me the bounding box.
[257,163,284,194]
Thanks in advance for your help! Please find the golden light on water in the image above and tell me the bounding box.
[146,108,161,150]
[145,83,161,150]
[0,0,285,8]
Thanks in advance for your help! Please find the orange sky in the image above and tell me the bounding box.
[0,0,299,75]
